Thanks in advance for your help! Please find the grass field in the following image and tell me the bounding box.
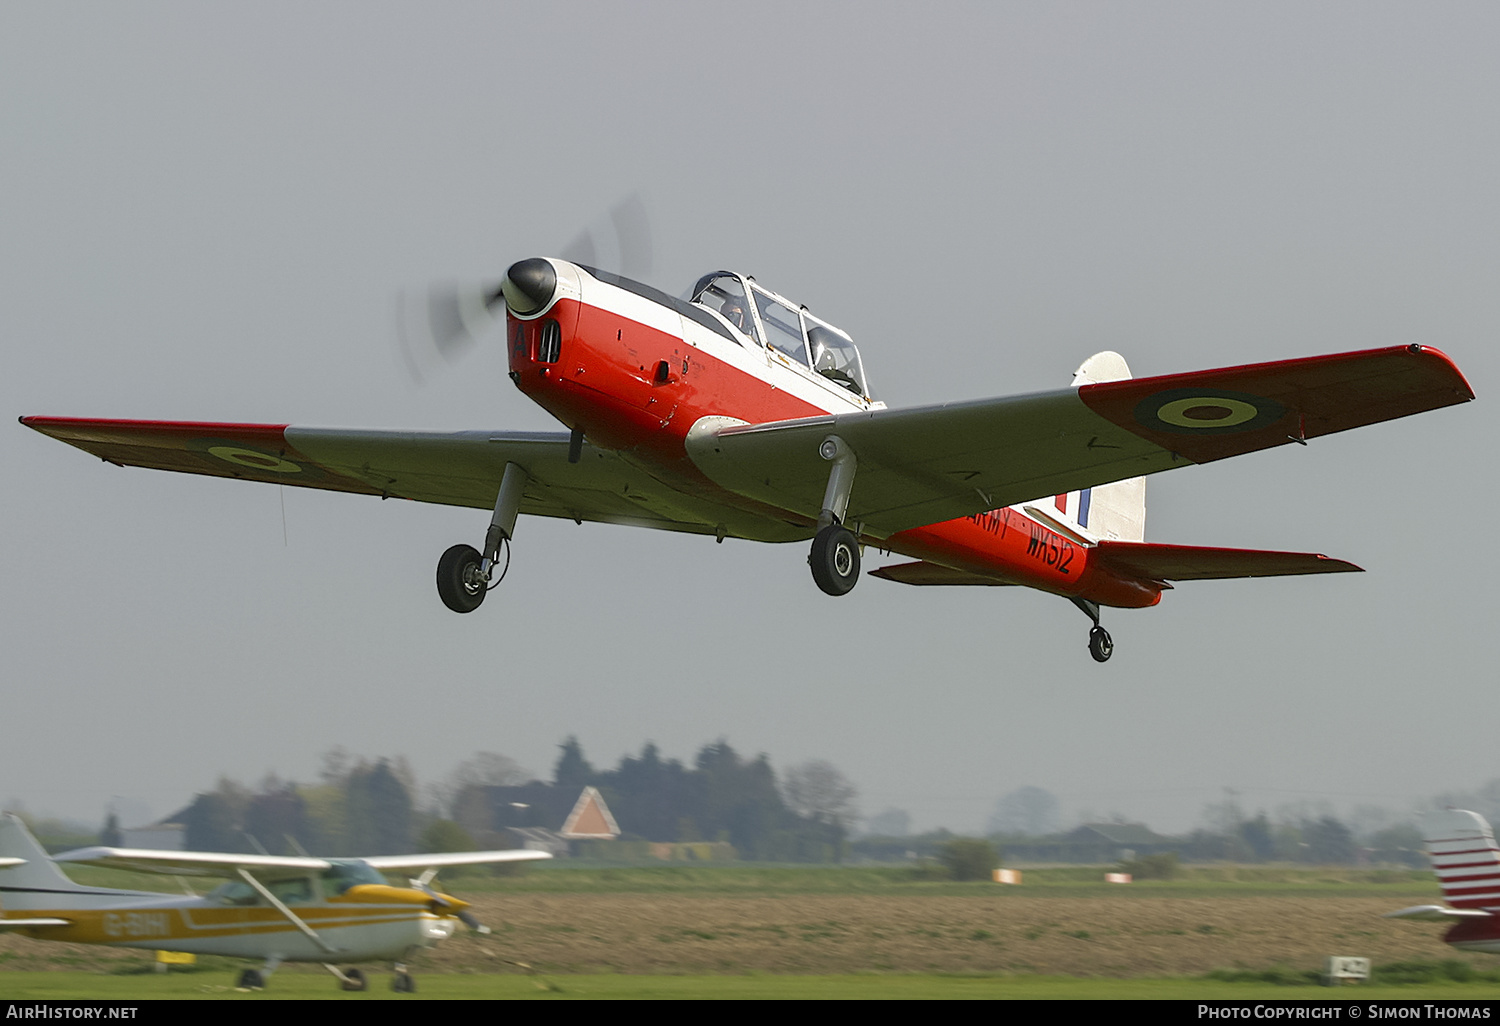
[1,971,1499,1000]
[4,863,1491,999]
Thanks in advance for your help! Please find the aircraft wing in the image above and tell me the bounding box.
[686,346,1473,538]
[1385,905,1494,921]
[0,918,72,932]
[19,419,802,542]
[362,850,552,870]
[53,846,331,880]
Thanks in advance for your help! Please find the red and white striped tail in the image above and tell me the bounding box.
[1424,809,1500,909]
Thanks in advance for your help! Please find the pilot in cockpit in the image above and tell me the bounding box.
[719,296,752,335]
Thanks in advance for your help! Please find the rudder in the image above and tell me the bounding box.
[1423,809,1500,910]
[1070,352,1144,542]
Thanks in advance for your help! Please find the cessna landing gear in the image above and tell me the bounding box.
[436,461,527,614]
[809,524,860,596]
[339,968,368,992]
[392,971,416,993]
[1071,597,1114,663]
[236,968,265,990]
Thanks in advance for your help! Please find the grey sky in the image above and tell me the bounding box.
[3,2,1495,835]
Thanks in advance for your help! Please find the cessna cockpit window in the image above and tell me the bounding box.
[321,859,387,896]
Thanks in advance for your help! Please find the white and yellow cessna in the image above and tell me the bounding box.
[0,813,549,992]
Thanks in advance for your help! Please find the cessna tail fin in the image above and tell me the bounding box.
[0,813,80,909]
[1068,352,1144,542]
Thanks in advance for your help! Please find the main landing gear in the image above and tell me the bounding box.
[809,524,860,595]
[1071,597,1114,663]
[807,435,862,597]
[437,462,527,614]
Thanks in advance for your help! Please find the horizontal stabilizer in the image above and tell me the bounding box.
[1091,541,1362,582]
[1385,905,1492,922]
[868,561,1014,587]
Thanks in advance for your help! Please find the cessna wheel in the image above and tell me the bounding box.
[236,969,265,991]
[1088,625,1114,663]
[392,972,417,993]
[809,525,860,596]
[436,543,487,613]
[340,968,368,992]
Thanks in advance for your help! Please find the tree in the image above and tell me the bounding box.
[553,737,596,789]
[782,760,859,826]
[432,751,529,817]
[344,759,414,855]
[1302,816,1356,864]
[937,838,1000,881]
[99,810,122,847]
[986,786,1059,836]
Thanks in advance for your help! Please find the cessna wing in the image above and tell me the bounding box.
[52,846,552,879]
[362,851,552,871]
[53,845,333,880]
[686,345,1473,538]
[18,420,806,544]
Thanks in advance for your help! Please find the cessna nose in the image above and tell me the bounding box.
[501,258,557,315]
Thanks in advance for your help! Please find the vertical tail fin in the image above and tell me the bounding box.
[0,813,81,910]
[1423,809,1500,909]
[1069,352,1145,542]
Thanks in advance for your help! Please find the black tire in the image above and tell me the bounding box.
[340,967,367,992]
[809,525,860,596]
[1088,626,1114,663]
[237,969,264,990]
[392,972,417,993]
[436,543,486,613]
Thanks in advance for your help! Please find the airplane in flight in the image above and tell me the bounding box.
[1387,809,1500,955]
[0,812,548,991]
[21,258,1474,661]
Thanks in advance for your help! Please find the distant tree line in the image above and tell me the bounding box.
[165,739,858,862]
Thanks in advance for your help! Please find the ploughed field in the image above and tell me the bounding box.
[1,890,1474,977]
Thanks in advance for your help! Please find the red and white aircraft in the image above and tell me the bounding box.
[21,259,1473,661]
[1387,809,1500,954]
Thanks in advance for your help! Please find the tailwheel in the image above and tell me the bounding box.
[809,524,860,596]
[436,543,487,613]
[340,967,368,992]
[392,972,417,993]
[1088,625,1114,663]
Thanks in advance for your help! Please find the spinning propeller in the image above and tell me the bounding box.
[410,867,491,935]
[397,194,653,383]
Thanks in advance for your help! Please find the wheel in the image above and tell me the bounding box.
[340,967,368,992]
[236,968,264,990]
[1088,625,1114,663]
[436,543,487,613]
[392,972,416,993]
[808,524,860,596]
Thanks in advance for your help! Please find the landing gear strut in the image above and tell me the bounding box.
[436,462,527,614]
[807,435,861,596]
[1071,597,1114,663]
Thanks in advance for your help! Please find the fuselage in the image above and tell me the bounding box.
[504,261,1163,610]
[8,881,457,962]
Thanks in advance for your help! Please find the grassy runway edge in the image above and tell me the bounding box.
[2,972,1498,1000]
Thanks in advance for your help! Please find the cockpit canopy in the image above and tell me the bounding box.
[690,272,871,400]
